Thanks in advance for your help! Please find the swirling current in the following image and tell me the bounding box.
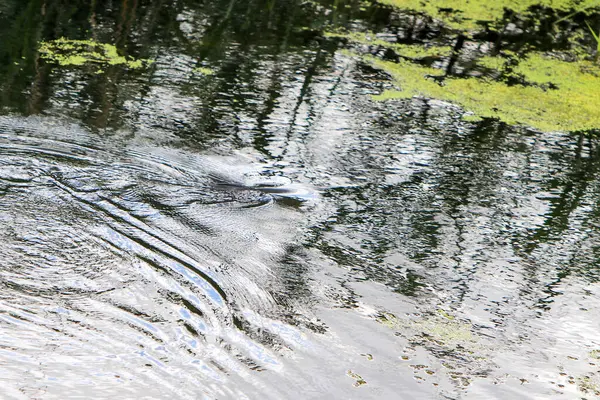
[0,114,334,398]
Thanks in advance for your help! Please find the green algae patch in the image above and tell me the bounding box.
[378,311,475,347]
[375,309,490,390]
[362,52,600,132]
[367,56,445,99]
[377,0,600,31]
[514,53,600,87]
[193,67,215,75]
[589,349,600,360]
[578,375,600,396]
[39,38,153,71]
[325,31,453,59]
[477,55,510,71]
[421,317,474,344]
[437,309,455,320]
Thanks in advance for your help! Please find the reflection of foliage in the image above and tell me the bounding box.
[39,38,153,71]
[308,184,428,298]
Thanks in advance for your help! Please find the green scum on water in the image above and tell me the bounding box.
[39,38,152,72]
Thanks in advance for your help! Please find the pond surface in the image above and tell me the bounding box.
[1,1,600,399]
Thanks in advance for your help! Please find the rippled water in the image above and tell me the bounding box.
[1,1,600,399]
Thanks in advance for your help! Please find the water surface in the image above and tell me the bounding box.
[0,1,599,399]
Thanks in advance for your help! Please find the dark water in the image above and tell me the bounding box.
[0,1,599,399]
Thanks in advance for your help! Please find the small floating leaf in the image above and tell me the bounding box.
[193,67,215,75]
[361,353,374,361]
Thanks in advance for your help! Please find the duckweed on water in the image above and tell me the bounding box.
[193,67,215,75]
[39,38,152,71]
[363,52,600,132]
[329,19,600,132]
[377,0,600,30]
[330,3,600,131]
[378,312,475,347]
[437,309,455,320]
[578,375,600,396]
[477,55,511,71]
[377,311,486,388]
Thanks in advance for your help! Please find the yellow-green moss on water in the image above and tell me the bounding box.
[193,67,215,75]
[477,55,510,71]
[514,53,600,86]
[378,312,475,346]
[339,1,600,131]
[39,38,153,71]
[377,0,600,30]
[364,52,600,132]
[325,31,453,59]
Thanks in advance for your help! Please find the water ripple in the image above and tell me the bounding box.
[0,115,316,399]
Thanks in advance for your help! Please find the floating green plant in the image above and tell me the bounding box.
[477,55,511,71]
[193,67,215,75]
[437,309,455,320]
[377,0,600,31]
[330,6,600,132]
[39,38,153,71]
[360,51,600,132]
[377,312,475,347]
[578,375,600,396]
[376,310,486,389]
